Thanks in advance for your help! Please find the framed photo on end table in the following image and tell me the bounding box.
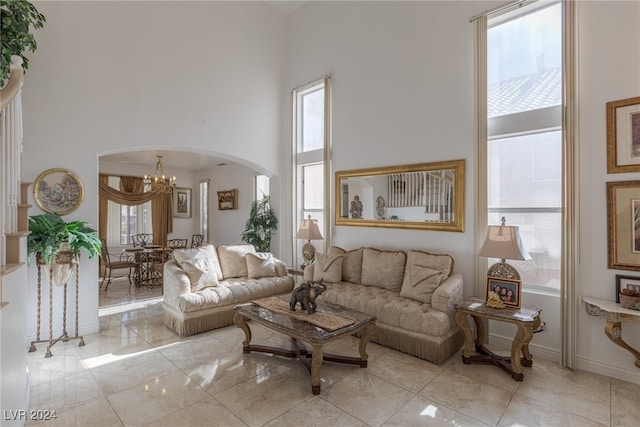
[486,276,522,308]
[173,187,192,218]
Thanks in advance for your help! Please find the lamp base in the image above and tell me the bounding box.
[487,261,521,281]
[301,242,316,266]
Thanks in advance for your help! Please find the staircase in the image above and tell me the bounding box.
[0,56,32,426]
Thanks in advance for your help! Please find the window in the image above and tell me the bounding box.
[486,1,562,290]
[106,176,152,247]
[255,174,269,200]
[293,77,330,266]
[199,179,209,242]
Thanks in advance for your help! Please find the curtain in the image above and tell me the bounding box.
[152,191,173,247]
[98,173,173,247]
[98,174,109,241]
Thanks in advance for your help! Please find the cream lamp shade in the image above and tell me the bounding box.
[479,217,531,280]
[296,215,323,267]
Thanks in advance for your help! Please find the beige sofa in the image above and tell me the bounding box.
[163,244,294,336]
[304,246,464,364]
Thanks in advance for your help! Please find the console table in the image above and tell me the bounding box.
[455,297,542,381]
[583,296,640,368]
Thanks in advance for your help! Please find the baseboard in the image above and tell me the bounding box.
[576,355,640,385]
[488,333,560,363]
[489,332,640,385]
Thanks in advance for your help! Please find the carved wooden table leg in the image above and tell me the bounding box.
[233,313,252,351]
[454,310,474,359]
[605,314,640,368]
[510,323,534,376]
[310,344,323,395]
[358,323,375,365]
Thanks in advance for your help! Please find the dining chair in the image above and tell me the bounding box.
[131,233,154,247]
[100,238,137,292]
[190,234,204,248]
[168,238,189,249]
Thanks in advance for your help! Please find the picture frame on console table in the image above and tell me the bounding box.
[615,274,640,303]
[607,180,640,271]
[173,187,191,218]
[607,96,640,173]
[33,168,84,215]
[486,276,522,308]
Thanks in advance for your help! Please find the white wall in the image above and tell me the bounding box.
[575,0,640,383]
[285,0,489,311]
[21,0,287,338]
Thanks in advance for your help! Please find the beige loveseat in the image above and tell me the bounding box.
[304,246,464,364]
[163,244,294,336]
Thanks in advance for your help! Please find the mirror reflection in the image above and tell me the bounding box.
[335,159,465,232]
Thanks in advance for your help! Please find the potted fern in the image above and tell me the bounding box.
[241,195,278,252]
[27,213,102,285]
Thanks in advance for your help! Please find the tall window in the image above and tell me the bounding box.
[255,174,269,200]
[199,179,209,242]
[486,1,562,290]
[106,176,152,246]
[293,77,330,266]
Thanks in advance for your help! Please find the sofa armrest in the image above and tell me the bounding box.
[163,260,192,308]
[431,272,464,320]
[303,263,315,281]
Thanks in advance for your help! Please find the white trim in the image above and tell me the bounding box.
[560,0,578,370]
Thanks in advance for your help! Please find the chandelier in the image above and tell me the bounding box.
[144,155,176,194]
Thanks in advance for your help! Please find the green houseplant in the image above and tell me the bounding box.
[0,0,46,85]
[27,213,102,267]
[241,195,278,252]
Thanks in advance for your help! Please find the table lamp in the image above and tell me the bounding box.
[479,217,531,280]
[296,215,323,268]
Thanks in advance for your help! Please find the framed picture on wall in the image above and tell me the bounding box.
[33,168,84,215]
[607,180,640,271]
[173,187,191,218]
[217,189,238,210]
[607,96,640,173]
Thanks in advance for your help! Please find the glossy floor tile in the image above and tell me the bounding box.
[25,285,640,426]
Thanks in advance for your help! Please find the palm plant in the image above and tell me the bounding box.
[241,195,278,252]
[27,213,102,266]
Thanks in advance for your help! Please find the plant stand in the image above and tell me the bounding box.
[29,254,85,357]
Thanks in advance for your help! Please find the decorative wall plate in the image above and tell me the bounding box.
[33,168,84,215]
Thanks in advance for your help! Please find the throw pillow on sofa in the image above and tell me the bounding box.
[246,252,278,278]
[172,245,221,291]
[361,248,407,292]
[328,246,364,284]
[313,253,343,283]
[400,250,454,304]
[217,244,256,278]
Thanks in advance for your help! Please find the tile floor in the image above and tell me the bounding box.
[25,278,640,426]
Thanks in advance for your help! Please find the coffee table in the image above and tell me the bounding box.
[233,298,376,395]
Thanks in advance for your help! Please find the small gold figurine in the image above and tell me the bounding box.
[486,291,506,309]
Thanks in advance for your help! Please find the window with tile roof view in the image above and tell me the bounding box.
[487,1,562,290]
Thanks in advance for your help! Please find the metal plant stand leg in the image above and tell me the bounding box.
[28,257,85,358]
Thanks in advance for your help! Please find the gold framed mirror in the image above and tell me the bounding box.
[335,159,465,232]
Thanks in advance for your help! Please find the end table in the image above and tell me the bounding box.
[454,297,542,381]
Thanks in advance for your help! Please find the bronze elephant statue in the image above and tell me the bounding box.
[289,281,327,314]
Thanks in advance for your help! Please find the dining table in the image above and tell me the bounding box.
[123,245,166,287]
